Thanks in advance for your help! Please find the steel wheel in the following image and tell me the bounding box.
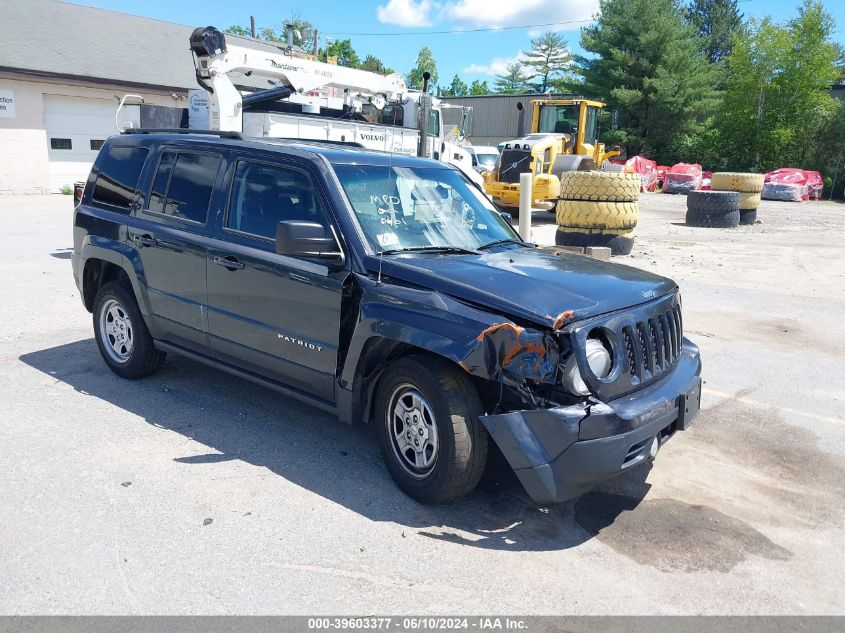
[387,383,439,479]
[98,298,134,364]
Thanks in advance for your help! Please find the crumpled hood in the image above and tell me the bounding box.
[371,246,677,328]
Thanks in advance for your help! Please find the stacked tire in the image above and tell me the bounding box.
[554,171,641,256]
[711,172,765,225]
[685,191,741,227]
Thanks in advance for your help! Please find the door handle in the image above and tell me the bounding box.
[132,234,156,248]
[212,255,245,270]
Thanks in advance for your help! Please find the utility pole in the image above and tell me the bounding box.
[249,15,255,38]
[313,29,319,58]
[830,155,842,201]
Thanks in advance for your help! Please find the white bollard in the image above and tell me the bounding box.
[518,172,532,241]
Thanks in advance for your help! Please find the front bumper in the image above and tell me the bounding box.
[480,338,702,504]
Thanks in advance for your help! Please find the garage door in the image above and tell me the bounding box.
[43,95,138,192]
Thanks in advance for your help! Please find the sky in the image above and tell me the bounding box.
[68,0,842,87]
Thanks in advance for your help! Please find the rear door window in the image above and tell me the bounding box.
[145,151,222,225]
[92,145,149,211]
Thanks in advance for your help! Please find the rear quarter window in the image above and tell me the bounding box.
[92,145,149,211]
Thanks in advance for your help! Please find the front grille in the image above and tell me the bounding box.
[622,303,682,384]
[498,149,532,183]
[563,292,684,402]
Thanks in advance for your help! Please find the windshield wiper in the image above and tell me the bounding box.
[477,238,530,251]
[378,245,480,256]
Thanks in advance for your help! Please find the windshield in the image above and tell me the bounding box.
[537,104,580,134]
[475,153,498,166]
[333,165,518,253]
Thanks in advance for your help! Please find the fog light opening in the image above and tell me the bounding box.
[648,436,659,459]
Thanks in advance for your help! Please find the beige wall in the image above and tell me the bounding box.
[0,75,184,194]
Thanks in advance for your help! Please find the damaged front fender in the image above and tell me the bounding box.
[459,321,561,387]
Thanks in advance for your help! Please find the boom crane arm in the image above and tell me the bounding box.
[190,27,408,132]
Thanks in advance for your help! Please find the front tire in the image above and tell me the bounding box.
[93,281,165,379]
[375,356,488,503]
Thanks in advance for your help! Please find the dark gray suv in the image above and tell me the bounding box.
[73,131,702,504]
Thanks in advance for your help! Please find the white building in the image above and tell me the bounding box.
[0,0,283,194]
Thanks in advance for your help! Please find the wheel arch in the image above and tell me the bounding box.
[341,335,456,426]
[81,258,133,313]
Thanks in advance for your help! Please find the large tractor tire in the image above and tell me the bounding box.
[686,190,741,213]
[711,172,765,193]
[740,209,757,225]
[558,171,641,202]
[555,199,639,230]
[739,191,762,210]
[685,208,740,228]
[555,227,635,256]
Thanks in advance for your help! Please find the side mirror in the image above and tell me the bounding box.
[275,220,343,262]
[499,211,513,225]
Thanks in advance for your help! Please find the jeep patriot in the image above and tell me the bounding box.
[72,131,702,504]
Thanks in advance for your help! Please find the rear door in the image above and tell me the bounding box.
[130,147,224,352]
[205,155,346,403]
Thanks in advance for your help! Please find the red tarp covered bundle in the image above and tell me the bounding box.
[805,171,823,200]
[656,165,669,187]
[663,163,702,194]
[762,168,824,202]
[624,155,659,191]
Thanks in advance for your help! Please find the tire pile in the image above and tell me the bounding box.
[711,172,764,225]
[685,172,764,228]
[554,171,641,255]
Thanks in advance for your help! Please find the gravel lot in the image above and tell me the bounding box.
[1,192,844,615]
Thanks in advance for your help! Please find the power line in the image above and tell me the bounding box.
[324,18,595,37]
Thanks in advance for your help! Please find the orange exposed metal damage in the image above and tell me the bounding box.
[551,310,575,330]
[461,320,561,386]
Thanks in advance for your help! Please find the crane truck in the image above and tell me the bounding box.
[187,26,482,185]
[483,97,621,209]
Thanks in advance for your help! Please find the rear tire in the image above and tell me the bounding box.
[93,281,165,379]
[375,355,488,504]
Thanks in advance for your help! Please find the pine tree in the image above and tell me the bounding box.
[407,47,439,90]
[686,0,744,63]
[522,32,573,93]
[469,80,490,95]
[494,62,531,94]
[443,74,468,97]
[578,0,719,160]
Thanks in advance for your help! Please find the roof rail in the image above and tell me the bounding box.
[269,137,366,149]
[121,128,245,140]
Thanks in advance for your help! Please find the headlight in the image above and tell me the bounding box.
[561,338,612,396]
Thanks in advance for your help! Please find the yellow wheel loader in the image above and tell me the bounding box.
[483,98,620,210]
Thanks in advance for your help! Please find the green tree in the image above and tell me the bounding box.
[225,25,252,37]
[407,47,438,90]
[442,74,468,96]
[319,39,360,68]
[523,32,573,93]
[686,0,744,63]
[360,54,394,75]
[469,79,490,95]
[717,1,840,171]
[494,62,531,94]
[226,12,316,54]
[578,0,719,161]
